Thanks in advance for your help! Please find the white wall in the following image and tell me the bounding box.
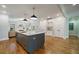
[0,14,10,41]
[40,20,47,32]
[9,18,24,31]
[68,18,79,37]
[69,19,77,36]
[76,19,79,37]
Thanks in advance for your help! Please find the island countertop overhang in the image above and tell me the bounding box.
[16,31,45,36]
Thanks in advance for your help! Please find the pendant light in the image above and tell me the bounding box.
[23,13,27,21]
[31,7,37,19]
[23,18,27,21]
[31,14,37,18]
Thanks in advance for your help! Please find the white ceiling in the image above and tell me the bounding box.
[60,4,79,18]
[0,4,62,20]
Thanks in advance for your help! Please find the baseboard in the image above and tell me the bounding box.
[45,34,67,40]
[69,35,78,37]
[77,36,79,38]
[69,35,77,36]
[0,38,9,41]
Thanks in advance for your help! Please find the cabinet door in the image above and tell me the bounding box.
[16,33,25,45]
[36,33,45,49]
[27,33,45,51]
[27,36,38,51]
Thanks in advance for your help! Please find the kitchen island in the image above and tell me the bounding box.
[16,31,45,53]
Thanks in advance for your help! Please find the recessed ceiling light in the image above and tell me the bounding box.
[47,16,51,19]
[2,11,7,14]
[1,5,6,8]
[56,14,60,16]
[72,4,76,6]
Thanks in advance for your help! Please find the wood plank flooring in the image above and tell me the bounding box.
[0,35,79,54]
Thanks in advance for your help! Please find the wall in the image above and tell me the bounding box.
[69,19,77,36]
[76,19,79,37]
[40,20,47,32]
[66,18,69,38]
[0,14,10,41]
[68,17,79,37]
[9,18,24,31]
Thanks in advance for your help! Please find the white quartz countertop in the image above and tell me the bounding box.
[16,31,45,36]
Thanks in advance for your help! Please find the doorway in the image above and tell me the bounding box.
[69,17,79,39]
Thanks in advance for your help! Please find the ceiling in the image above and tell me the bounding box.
[1,4,79,20]
[0,4,62,20]
[60,4,79,18]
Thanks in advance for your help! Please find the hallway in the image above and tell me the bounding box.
[0,36,79,54]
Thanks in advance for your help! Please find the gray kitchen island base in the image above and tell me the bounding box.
[16,32,45,53]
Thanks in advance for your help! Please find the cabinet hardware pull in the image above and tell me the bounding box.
[33,37,36,40]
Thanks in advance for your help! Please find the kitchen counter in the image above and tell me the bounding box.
[16,31,45,53]
[9,31,16,38]
[17,31,45,36]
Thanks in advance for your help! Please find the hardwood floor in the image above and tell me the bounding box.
[0,35,79,54]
